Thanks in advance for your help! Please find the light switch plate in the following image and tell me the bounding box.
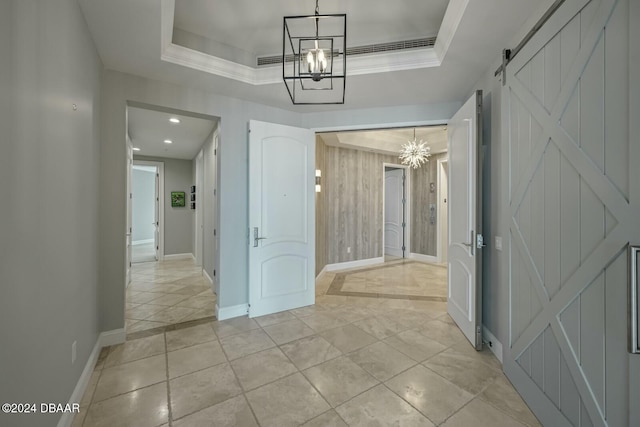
[495,236,503,251]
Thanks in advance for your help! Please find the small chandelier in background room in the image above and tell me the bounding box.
[283,0,346,104]
[399,128,431,169]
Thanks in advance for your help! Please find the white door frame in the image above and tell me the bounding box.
[213,130,220,295]
[133,160,165,261]
[195,150,204,267]
[126,137,133,286]
[382,163,410,259]
[437,156,449,264]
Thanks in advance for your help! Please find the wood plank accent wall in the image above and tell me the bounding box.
[324,145,398,264]
[315,136,328,275]
[316,140,447,267]
[410,153,447,256]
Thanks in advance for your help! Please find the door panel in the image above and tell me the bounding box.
[262,138,307,245]
[249,120,315,318]
[503,0,639,425]
[448,90,483,350]
[384,168,404,257]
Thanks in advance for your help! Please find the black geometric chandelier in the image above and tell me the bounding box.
[283,0,346,105]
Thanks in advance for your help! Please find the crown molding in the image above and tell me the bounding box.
[434,0,469,62]
[160,0,468,85]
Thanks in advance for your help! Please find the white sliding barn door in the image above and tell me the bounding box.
[248,120,315,318]
[503,0,640,426]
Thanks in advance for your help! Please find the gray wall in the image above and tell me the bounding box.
[410,152,447,256]
[132,168,156,242]
[0,0,102,426]
[134,156,194,256]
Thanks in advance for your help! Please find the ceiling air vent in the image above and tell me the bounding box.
[257,37,436,67]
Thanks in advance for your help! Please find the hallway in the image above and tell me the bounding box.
[126,258,217,336]
[74,262,539,426]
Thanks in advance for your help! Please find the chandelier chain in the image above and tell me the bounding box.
[315,0,320,37]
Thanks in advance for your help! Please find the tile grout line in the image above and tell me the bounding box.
[163,332,174,427]
[128,259,521,426]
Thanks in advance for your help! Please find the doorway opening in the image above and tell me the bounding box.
[124,101,221,334]
[131,161,163,263]
[383,164,409,261]
[314,125,450,304]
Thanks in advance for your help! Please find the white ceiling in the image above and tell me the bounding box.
[79,0,554,111]
[320,126,448,156]
[173,0,448,57]
[133,165,157,173]
[128,107,217,160]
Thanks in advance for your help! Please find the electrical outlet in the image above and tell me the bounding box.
[347,247,351,254]
[71,341,77,365]
[495,236,502,251]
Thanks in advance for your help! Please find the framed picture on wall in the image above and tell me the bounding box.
[171,191,186,207]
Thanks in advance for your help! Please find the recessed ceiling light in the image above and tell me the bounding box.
[132,147,141,151]
[169,117,181,124]
[164,139,173,144]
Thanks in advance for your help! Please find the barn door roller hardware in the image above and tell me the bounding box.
[495,0,566,85]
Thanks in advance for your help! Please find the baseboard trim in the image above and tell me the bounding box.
[409,253,440,264]
[132,239,154,246]
[100,328,126,347]
[203,269,214,286]
[325,257,384,272]
[216,303,249,321]
[58,328,126,427]
[163,253,193,260]
[482,325,503,364]
[191,253,196,262]
[315,265,327,279]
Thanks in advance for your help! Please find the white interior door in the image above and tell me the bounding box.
[448,90,483,350]
[384,168,405,258]
[125,138,133,286]
[248,120,315,318]
[502,0,639,425]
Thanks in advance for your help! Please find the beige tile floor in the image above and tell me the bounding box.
[74,261,540,426]
[333,260,448,299]
[126,258,217,336]
[132,242,157,263]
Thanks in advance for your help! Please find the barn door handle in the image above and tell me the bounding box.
[630,246,640,354]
